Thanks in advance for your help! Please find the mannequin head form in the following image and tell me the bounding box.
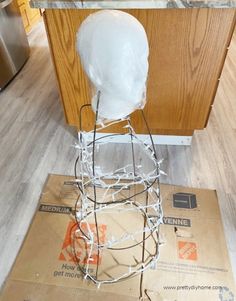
[76,10,149,120]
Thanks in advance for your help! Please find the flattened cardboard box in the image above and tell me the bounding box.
[1,174,235,301]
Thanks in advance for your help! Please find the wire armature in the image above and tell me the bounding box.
[72,94,163,298]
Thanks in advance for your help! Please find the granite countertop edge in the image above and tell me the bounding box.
[30,0,236,9]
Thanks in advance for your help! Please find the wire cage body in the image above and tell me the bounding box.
[73,102,163,287]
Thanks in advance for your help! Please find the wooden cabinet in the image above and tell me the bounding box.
[17,0,41,33]
[44,9,236,135]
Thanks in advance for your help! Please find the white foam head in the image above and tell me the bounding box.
[76,10,149,120]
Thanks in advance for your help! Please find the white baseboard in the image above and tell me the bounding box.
[78,132,192,146]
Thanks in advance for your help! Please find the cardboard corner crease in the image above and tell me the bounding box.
[0,174,235,301]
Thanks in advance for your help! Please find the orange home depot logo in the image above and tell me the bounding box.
[59,221,106,265]
[178,241,197,261]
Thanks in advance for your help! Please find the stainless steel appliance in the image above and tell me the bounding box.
[0,0,30,90]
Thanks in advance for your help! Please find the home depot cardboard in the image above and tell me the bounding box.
[0,174,235,301]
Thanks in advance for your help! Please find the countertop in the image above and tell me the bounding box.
[30,0,236,9]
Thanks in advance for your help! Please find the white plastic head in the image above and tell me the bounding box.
[76,10,149,120]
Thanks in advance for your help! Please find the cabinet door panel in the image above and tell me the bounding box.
[44,9,236,134]
[17,0,41,33]
[18,3,31,33]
